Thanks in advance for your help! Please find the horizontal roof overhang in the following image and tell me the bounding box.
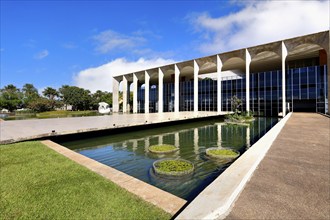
[114,30,329,83]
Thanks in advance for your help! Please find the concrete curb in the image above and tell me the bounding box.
[175,113,292,220]
[0,112,227,144]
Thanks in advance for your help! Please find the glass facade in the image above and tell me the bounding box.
[221,76,246,113]
[179,81,194,111]
[198,79,217,111]
[136,65,328,115]
[137,85,144,113]
[163,82,174,112]
[286,65,328,113]
[250,70,282,116]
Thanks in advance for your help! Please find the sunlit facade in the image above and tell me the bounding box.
[113,31,329,116]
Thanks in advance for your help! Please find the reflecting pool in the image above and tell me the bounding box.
[60,117,279,201]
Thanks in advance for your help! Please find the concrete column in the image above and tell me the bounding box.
[217,124,222,147]
[175,132,180,147]
[133,73,138,113]
[132,139,138,152]
[217,55,223,113]
[174,64,180,112]
[245,49,251,112]
[112,77,120,113]
[158,68,164,113]
[122,75,128,113]
[194,60,199,112]
[158,135,163,145]
[145,71,150,113]
[282,42,288,117]
[144,137,149,152]
[246,126,250,149]
[194,128,199,158]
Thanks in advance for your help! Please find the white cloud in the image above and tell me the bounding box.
[190,0,329,54]
[34,49,49,59]
[93,30,146,54]
[74,57,176,93]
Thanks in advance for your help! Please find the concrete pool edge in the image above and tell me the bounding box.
[175,113,292,220]
[41,140,187,215]
[1,112,228,144]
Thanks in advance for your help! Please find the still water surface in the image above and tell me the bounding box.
[60,117,279,201]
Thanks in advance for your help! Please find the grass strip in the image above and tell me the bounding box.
[0,141,171,219]
[36,110,99,118]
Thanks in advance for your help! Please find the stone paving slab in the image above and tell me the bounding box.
[225,113,330,220]
[0,111,225,144]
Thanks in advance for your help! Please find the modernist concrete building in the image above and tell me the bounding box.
[112,31,329,117]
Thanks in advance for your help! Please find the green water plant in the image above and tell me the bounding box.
[206,147,240,161]
[225,111,254,125]
[153,159,194,177]
[225,95,254,124]
[148,144,178,154]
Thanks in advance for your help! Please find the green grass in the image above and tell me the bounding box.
[149,144,178,153]
[36,110,99,118]
[0,141,171,219]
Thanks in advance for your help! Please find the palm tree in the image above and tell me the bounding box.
[42,87,59,110]
[42,87,59,100]
[22,83,39,106]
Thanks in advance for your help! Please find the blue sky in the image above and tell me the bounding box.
[1,0,329,92]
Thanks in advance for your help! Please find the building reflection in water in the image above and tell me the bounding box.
[69,117,278,200]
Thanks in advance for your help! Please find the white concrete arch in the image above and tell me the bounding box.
[250,51,281,73]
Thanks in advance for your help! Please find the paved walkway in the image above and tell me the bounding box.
[0,111,225,144]
[226,113,330,219]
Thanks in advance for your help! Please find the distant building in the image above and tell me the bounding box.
[0,109,9,113]
[113,31,329,116]
[56,105,73,111]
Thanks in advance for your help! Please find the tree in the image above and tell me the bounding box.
[42,87,59,100]
[27,97,54,112]
[231,95,242,114]
[92,90,112,109]
[42,87,59,109]
[58,86,92,111]
[22,83,39,107]
[0,84,23,111]
[58,85,71,109]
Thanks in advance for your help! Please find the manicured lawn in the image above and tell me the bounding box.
[36,110,99,118]
[5,110,101,120]
[0,141,171,219]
